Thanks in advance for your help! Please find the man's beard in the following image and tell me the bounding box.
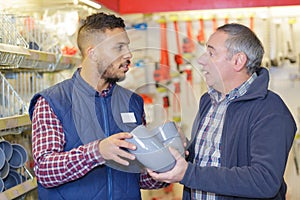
[106,76,125,83]
[101,60,130,83]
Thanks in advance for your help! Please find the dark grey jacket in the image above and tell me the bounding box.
[181,68,296,200]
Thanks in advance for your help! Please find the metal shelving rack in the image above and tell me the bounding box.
[0,13,80,72]
[0,11,80,199]
[0,11,80,133]
[0,71,30,138]
[0,13,30,69]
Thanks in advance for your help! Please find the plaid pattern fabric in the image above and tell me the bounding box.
[99,83,113,96]
[192,73,257,200]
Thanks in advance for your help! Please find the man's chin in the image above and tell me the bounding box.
[117,76,126,82]
[107,76,126,83]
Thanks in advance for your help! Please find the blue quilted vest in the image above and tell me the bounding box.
[29,69,144,200]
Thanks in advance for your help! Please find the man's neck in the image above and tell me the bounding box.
[96,79,110,92]
[79,66,110,93]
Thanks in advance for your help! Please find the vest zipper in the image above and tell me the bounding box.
[100,98,113,200]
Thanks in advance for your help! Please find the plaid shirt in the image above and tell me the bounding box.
[32,84,165,189]
[192,73,257,200]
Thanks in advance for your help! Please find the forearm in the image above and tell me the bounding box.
[33,140,104,188]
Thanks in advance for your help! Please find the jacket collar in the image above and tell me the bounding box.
[72,68,115,97]
[234,67,269,102]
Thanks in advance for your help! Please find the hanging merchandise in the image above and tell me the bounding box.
[154,17,170,82]
[173,17,183,72]
[212,16,218,32]
[271,20,283,67]
[224,15,229,25]
[154,87,170,123]
[285,18,297,64]
[182,19,195,54]
[196,17,205,45]
[163,94,170,116]
[131,22,148,30]
[172,75,181,123]
[261,17,271,68]
[23,17,38,50]
[249,15,254,32]
[139,93,154,125]
[182,63,193,108]
[185,67,193,86]
[159,17,170,79]
[20,16,60,54]
[62,46,77,55]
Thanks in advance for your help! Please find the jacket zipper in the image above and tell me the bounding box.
[100,97,112,200]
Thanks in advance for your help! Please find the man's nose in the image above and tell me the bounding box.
[198,52,208,65]
[123,47,132,60]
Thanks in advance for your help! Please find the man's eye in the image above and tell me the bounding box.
[117,45,123,51]
[117,45,124,51]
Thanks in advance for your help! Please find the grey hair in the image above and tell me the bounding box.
[217,23,264,74]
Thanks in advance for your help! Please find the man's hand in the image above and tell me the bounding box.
[147,147,188,183]
[99,132,136,166]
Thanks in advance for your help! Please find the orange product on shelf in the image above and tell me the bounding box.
[173,20,183,68]
[140,94,153,104]
[62,46,78,55]
[182,20,195,53]
[249,15,254,31]
[212,17,218,32]
[160,18,170,78]
[197,17,205,45]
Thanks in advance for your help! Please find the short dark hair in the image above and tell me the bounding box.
[77,12,125,57]
[78,12,125,33]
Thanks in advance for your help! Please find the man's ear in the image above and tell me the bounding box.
[87,47,97,62]
[232,52,247,72]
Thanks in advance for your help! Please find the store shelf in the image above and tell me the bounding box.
[0,177,37,200]
[0,47,81,71]
[1,12,80,71]
[23,49,81,71]
[0,114,31,132]
[59,54,81,67]
[0,43,30,68]
[26,50,80,66]
[24,49,81,71]
[0,43,30,57]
